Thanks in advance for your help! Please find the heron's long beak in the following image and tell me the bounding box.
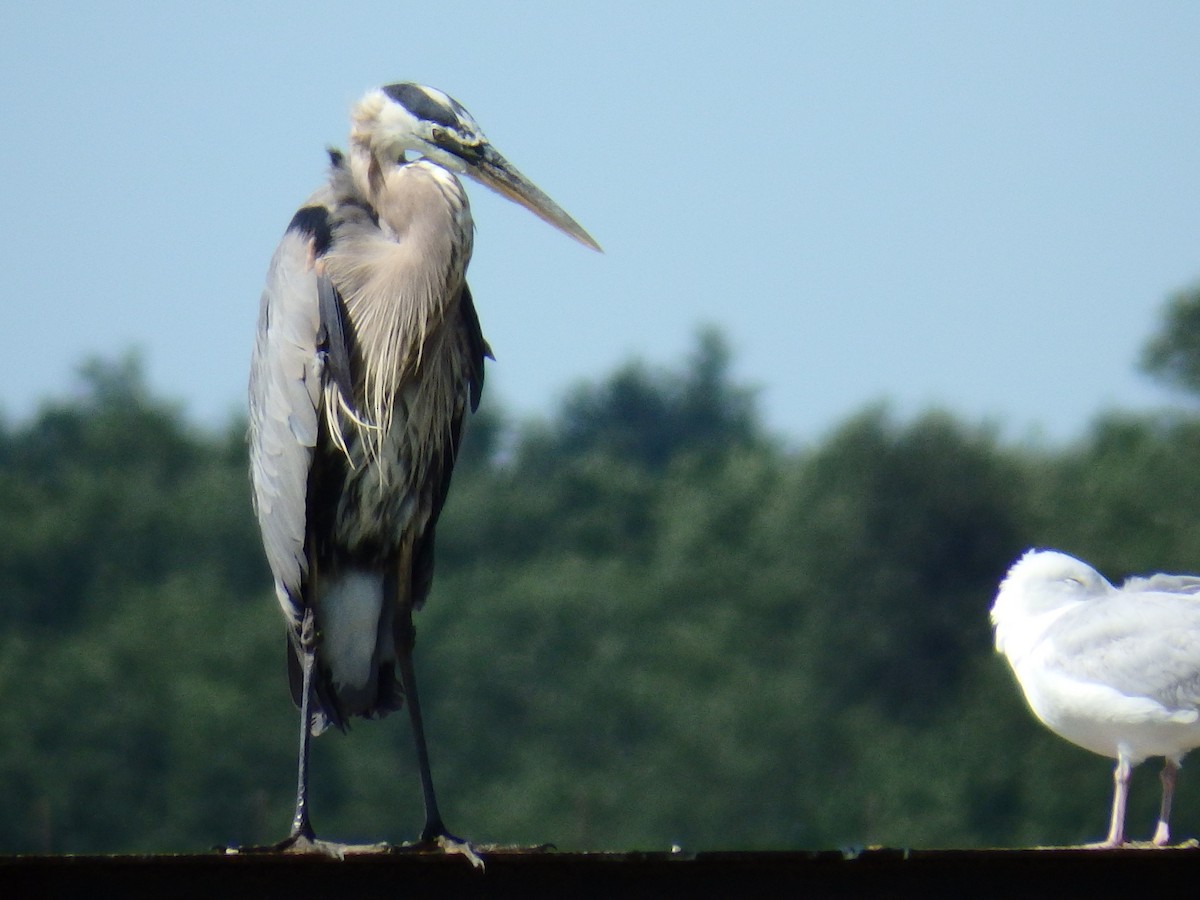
[470,146,602,252]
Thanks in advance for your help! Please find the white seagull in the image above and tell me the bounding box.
[991,548,1200,847]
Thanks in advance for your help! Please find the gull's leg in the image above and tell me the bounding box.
[1098,754,1132,848]
[396,602,484,869]
[1151,759,1179,846]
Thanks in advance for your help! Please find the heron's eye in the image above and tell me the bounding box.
[430,126,448,144]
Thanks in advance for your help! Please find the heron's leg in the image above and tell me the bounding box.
[396,605,445,837]
[280,608,318,848]
[1151,759,1179,846]
[395,604,483,869]
[1101,754,1132,848]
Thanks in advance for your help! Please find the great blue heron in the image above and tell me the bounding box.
[991,549,1200,847]
[248,83,599,859]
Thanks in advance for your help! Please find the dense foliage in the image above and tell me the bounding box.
[3,324,1200,854]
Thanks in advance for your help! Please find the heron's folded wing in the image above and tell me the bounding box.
[249,219,327,619]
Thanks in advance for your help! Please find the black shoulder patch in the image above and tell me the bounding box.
[459,283,492,412]
[382,83,464,130]
[316,275,355,403]
[287,206,333,257]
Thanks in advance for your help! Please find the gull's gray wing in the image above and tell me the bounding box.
[1045,590,1200,712]
[1122,573,1200,596]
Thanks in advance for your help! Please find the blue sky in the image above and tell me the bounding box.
[4,2,1200,444]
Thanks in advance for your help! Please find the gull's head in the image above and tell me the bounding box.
[990,549,1113,657]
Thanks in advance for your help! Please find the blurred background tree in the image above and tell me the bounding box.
[1141,283,1200,400]
[2,298,1199,853]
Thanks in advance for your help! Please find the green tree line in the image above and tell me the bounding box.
[3,296,1200,853]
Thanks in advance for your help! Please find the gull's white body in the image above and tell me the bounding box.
[991,549,1200,846]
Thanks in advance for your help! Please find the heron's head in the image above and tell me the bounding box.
[351,83,600,251]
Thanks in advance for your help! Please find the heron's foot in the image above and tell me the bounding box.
[409,824,483,869]
[225,830,389,858]
[276,833,348,857]
[434,832,485,869]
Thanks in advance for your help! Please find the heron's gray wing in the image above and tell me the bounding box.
[249,207,336,624]
[1046,593,1200,711]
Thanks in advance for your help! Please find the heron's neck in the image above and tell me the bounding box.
[346,141,385,206]
[345,91,391,200]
